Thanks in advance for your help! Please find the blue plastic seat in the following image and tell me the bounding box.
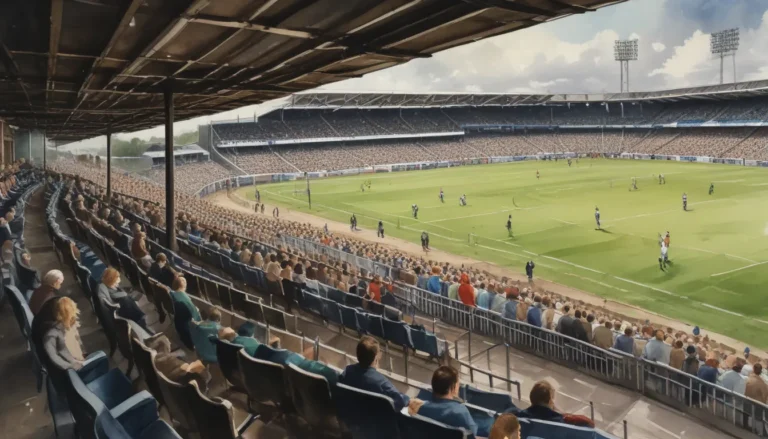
[322,298,343,325]
[520,417,604,439]
[335,383,400,439]
[189,322,220,364]
[466,403,496,438]
[4,284,33,343]
[367,315,385,339]
[464,385,517,414]
[397,412,467,439]
[355,311,370,334]
[383,318,413,349]
[94,408,182,439]
[302,291,325,317]
[339,304,360,333]
[327,288,346,304]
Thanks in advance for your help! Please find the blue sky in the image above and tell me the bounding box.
[65,0,768,149]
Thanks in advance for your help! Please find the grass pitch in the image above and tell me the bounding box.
[249,159,768,348]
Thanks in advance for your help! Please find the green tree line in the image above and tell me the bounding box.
[96,131,199,157]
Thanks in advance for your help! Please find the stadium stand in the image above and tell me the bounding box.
[148,161,236,195]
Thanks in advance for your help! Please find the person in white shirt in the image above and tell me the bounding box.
[719,363,747,395]
[659,244,668,271]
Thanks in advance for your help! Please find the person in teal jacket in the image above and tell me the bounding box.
[170,277,200,349]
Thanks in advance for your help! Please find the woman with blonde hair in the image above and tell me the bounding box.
[98,267,151,332]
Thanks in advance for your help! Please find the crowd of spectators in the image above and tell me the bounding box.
[147,161,236,194]
[229,146,299,174]
[655,127,755,157]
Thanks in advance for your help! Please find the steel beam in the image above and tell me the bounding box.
[163,81,176,251]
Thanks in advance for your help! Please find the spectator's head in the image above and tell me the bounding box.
[172,276,187,292]
[55,297,79,330]
[563,305,571,314]
[489,413,521,439]
[530,380,556,409]
[754,364,763,376]
[155,252,167,266]
[732,363,743,373]
[101,267,121,289]
[43,269,65,290]
[686,345,697,356]
[237,321,257,337]
[306,266,316,280]
[294,263,304,275]
[574,310,582,319]
[624,326,632,336]
[206,308,221,323]
[675,340,684,349]
[431,366,460,399]
[655,330,664,341]
[218,327,236,341]
[605,321,613,330]
[587,314,595,323]
[356,336,380,369]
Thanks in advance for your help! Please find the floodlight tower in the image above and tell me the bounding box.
[710,28,740,84]
[614,40,638,93]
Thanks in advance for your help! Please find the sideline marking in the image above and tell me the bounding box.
[608,198,726,223]
[551,218,577,225]
[711,261,768,277]
[613,277,677,297]
[564,272,629,293]
[541,255,604,274]
[424,209,511,223]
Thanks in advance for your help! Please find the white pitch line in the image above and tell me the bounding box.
[424,209,511,223]
[725,253,758,264]
[540,255,604,274]
[711,261,768,277]
[563,272,629,293]
[552,218,577,225]
[475,244,554,268]
[609,199,726,223]
[613,276,678,297]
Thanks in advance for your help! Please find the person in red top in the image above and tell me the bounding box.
[368,275,382,303]
[458,273,476,307]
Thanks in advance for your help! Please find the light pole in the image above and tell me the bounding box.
[710,28,740,84]
[614,40,638,93]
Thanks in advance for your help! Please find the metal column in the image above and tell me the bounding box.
[106,130,112,200]
[164,82,177,251]
[43,133,46,170]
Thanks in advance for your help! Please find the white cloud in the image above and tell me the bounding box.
[629,32,641,41]
[652,42,666,52]
[649,30,711,79]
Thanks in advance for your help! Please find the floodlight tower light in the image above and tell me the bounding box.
[710,28,740,84]
[614,39,638,92]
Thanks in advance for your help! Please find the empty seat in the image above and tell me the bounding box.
[262,305,288,330]
[113,314,152,376]
[322,298,343,326]
[156,368,199,434]
[285,363,340,436]
[230,288,248,315]
[410,328,444,358]
[301,291,325,317]
[213,338,246,392]
[187,380,254,439]
[131,338,165,409]
[94,408,182,439]
[397,412,468,439]
[464,385,517,414]
[383,318,413,349]
[238,350,292,415]
[339,304,360,333]
[5,284,33,343]
[334,383,400,439]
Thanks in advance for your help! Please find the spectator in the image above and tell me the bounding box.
[745,364,768,403]
[527,296,543,327]
[542,297,555,330]
[367,275,382,303]
[447,276,460,301]
[292,263,306,284]
[169,277,200,350]
[340,336,415,412]
[719,362,746,394]
[644,330,672,364]
[489,413,520,439]
[149,253,177,288]
[612,326,634,354]
[147,334,210,392]
[669,340,685,369]
[131,231,152,269]
[29,269,65,315]
[97,267,151,332]
[39,297,101,383]
[634,326,654,358]
[569,310,589,342]
[458,273,475,307]
[517,380,565,423]
[525,260,535,283]
[279,260,292,280]
[582,314,594,341]
[556,305,573,335]
[698,359,720,384]
[515,295,529,322]
[681,345,700,376]
[265,255,281,282]
[593,321,614,350]
[427,266,442,295]
[502,290,518,320]
[476,283,491,309]
[416,366,477,436]
[305,266,320,292]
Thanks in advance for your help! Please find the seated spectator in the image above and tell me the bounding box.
[170,277,201,350]
[669,340,685,369]
[556,305,573,335]
[219,321,279,356]
[29,269,64,315]
[304,266,320,291]
[745,364,768,403]
[415,366,477,435]
[447,276,460,301]
[427,266,442,295]
[149,253,177,288]
[367,275,382,303]
[643,330,671,364]
[593,321,614,350]
[131,231,152,269]
[251,251,264,270]
[97,267,151,332]
[698,358,720,384]
[458,273,475,307]
[340,336,414,412]
[611,326,634,354]
[490,284,506,313]
[569,310,589,342]
[719,362,746,394]
[279,261,292,280]
[476,283,491,309]
[147,334,210,392]
[583,314,594,341]
[200,308,222,331]
[265,255,281,281]
[681,345,700,376]
[502,290,518,320]
[542,297,555,330]
[489,413,520,439]
[527,296,543,327]
[292,263,306,284]
[633,326,654,357]
[516,380,565,423]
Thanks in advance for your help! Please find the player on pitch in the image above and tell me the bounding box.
[594,207,601,230]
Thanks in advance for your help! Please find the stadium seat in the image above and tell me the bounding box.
[466,403,496,438]
[187,380,254,439]
[339,303,360,333]
[244,296,265,323]
[410,327,444,358]
[218,284,233,311]
[188,321,219,364]
[156,369,199,434]
[334,383,400,439]
[520,417,607,439]
[95,295,120,358]
[463,385,517,414]
[213,338,246,392]
[262,304,288,330]
[397,412,468,439]
[301,290,326,317]
[322,298,343,326]
[94,408,182,439]
[131,338,165,409]
[367,314,386,339]
[383,318,414,349]
[113,313,152,377]
[4,284,33,345]
[229,287,247,315]
[285,361,340,434]
[238,350,292,416]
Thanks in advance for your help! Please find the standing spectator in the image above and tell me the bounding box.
[593,321,614,350]
[745,364,768,403]
[634,326,654,357]
[367,275,382,303]
[681,345,700,376]
[542,297,555,330]
[458,273,476,307]
[525,261,535,283]
[612,326,635,354]
[169,277,200,350]
[489,413,520,439]
[719,363,746,394]
[582,314,594,342]
[556,305,574,337]
[502,290,518,320]
[490,284,506,313]
[149,253,177,288]
[415,366,477,436]
[476,283,491,309]
[447,276,460,301]
[527,296,543,327]
[340,337,417,412]
[669,340,685,369]
[569,310,589,342]
[697,359,720,384]
[29,270,65,315]
[427,266,442,295]
[643,330,671,364]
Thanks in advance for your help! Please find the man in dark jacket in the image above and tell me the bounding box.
[516,380,565,423]
[569,310,589,342]
[525,261,535,282]
[556,305,574,337]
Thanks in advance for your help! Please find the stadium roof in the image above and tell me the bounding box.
[0,0,624,141]
[284,79,768,108]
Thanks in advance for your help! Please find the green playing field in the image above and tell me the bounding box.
[248,159,768,348]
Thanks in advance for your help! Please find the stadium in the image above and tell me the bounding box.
[1,1,768,439]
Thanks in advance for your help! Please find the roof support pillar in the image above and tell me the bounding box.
[164,81,177,251]
[43,132,47,170]
[106,129,112,200]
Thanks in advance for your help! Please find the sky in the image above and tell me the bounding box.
[63,0,768,152]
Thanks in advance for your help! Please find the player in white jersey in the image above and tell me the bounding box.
[682,193,688,211]
[594,207,601,229]
[659,243,668,271]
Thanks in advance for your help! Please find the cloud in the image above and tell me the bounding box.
[649,30,711,79]
[652,42,667,52]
